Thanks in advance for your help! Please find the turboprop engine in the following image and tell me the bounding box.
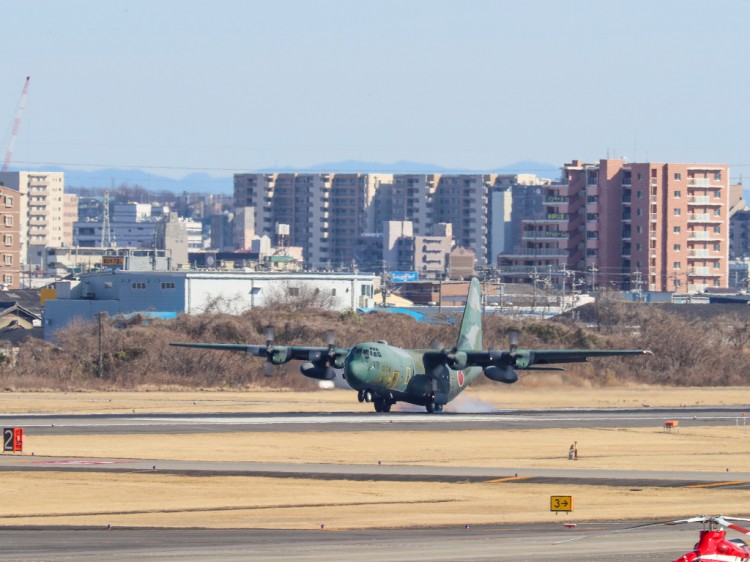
[483,365,518,384]
[299,330,340,381]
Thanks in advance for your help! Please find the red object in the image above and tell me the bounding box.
[12,428,22,452]
[672,519,750,562]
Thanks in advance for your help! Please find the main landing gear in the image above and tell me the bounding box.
[358,389,394,413]
[425,402,443,414]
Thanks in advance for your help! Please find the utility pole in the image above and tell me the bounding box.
[97,311,107,378]
[561,264,567,315]
[588,266,598,293]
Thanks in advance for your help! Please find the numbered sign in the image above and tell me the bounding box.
[3,428,22,452]
[550,495,573,512]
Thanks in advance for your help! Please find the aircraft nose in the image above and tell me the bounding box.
[344,358,369,386]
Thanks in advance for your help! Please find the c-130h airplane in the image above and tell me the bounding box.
[171,278,651,413]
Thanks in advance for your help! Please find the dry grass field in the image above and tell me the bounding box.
[0,385,748,529]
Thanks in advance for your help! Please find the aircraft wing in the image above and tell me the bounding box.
[169,342,348,361]
[463,349,652,370]
[519,349,652,367]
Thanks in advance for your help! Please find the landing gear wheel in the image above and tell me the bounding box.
[373,399,384,413]
[357,390,365,403]
[434,404,443,413]
[426,402,436,413]
[382,401,392,413]
[364,389,374,403]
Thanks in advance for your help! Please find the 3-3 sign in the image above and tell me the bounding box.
[3,428,23,452]
[550,495,573,512]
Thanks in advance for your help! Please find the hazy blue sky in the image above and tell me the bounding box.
[2,0,749,181]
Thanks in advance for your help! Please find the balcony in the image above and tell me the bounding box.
[688,178,711,188]
[522,230,568,240]
[688,230,714,241]
[688,267,722,277]
[503,248,568,258]
[688,196,723,206]
[687,249,713,259]
[688,213,722,223]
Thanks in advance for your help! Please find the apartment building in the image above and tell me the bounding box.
[0,185,22,289]
[234,173,392,268]
[62,193,78,246]
[500,159,729,292]
[0,171,65,267]
[234,172,551,271]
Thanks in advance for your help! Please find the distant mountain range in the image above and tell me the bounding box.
[14,160,563,195]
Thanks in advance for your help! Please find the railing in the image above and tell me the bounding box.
[688,178,711,187]
[523,231,568,239]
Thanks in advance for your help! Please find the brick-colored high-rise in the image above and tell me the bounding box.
[500,159,729,292]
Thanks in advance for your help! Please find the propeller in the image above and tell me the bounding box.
[482,330,521,384]
[509,330,519,353]
[300,330,340,380]
[262,325,275,376]
[429,339,467,370]
[555,515,750,545]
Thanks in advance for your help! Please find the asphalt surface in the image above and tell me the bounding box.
[0,406,747,560]
[1,406,747,435]
[0,523,696,561]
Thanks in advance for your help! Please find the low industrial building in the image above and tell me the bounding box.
[43,270,377,340]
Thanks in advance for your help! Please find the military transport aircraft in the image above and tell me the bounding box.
[170,278,651,413]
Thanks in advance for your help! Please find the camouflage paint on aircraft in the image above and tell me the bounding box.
[171,278,651,413]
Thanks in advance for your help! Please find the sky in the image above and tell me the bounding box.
[2,0,749,182]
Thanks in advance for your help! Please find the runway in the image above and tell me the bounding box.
[1,406,747,435]
[0,522,696,561]
[0,406,747,561]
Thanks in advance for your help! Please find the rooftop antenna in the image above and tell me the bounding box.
[2,76,31,172]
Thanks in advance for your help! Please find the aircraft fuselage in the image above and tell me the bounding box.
[344,341,481,410]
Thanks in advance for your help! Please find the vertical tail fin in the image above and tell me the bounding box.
[456,278,482,351]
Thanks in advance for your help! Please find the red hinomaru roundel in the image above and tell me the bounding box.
[457,370,465,387]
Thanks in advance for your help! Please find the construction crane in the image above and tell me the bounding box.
[2,76,31,173]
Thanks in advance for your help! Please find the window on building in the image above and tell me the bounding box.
[3,216,11,226]
[714,261,720,269]
[636,226,642,234]
[636,243,641,252]
[288,287,300,296]
[714,226,721,234]
[636,208,642,216]
[673,226,681,234]
[714,242,720,251]
[4,196,12,208]
[713,208,721,216]
[674,208,681,216]
[131,282,146,289]
[3,235,11,246]
[3,255,11,265]
[3,275,11,285]
[637,191,643,199]
[674,173,682,181]
[714,171,722,181]
[161,282,175,289]
[674,191,681,198]
[104,282,113,289]
[673,244,681,252]
[673,262,681,269]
